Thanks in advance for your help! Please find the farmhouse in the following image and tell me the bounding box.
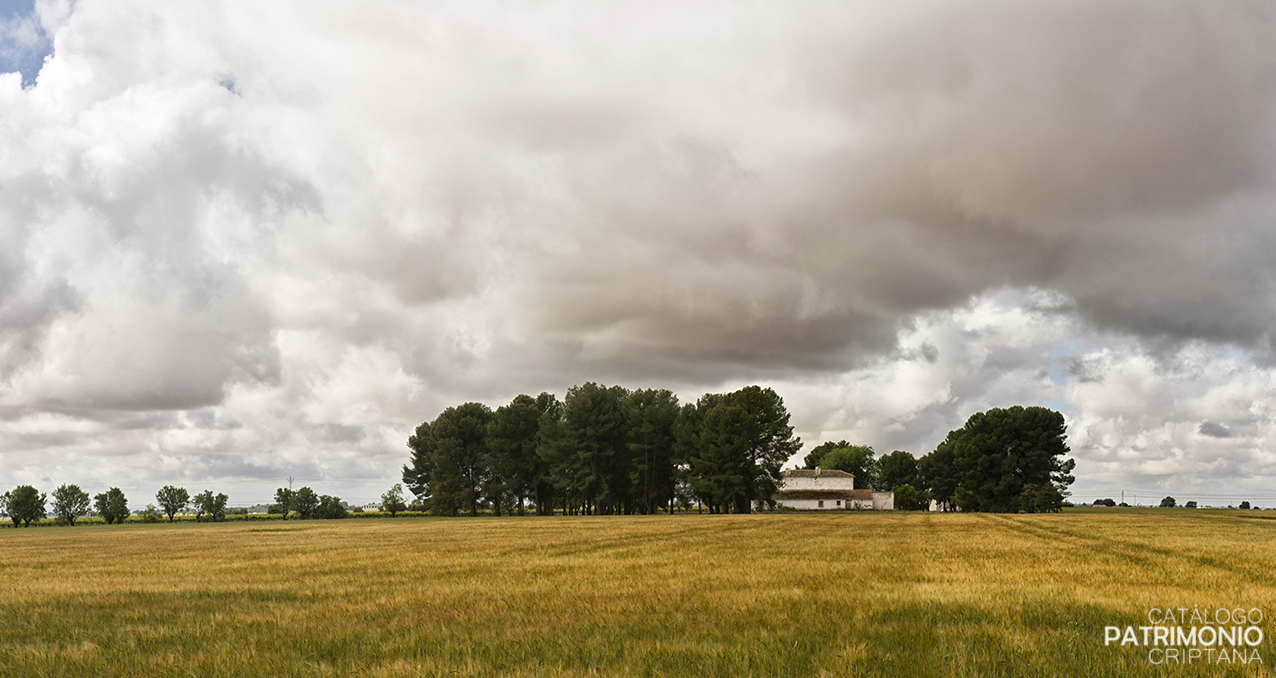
[771,469,894,510]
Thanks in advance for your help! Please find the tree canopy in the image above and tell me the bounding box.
[193,490,229,522]
[807,442,878,489]
[878,450,919,493]
[924,406,1075,513]
[156,486,190,522]
[94,488,130,524]
[381,484,407,517]
[52,484,91,526]
[5,485,47,527]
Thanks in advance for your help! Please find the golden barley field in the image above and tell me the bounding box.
[1,509,1273,677]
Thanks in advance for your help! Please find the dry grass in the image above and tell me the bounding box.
[1,509,1273,676]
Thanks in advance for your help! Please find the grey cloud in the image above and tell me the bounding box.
[1199,421,1234,439]
[231,0,1276,383]
[310,424,366,445]
[780,1,1276,349]
[1067,358,1103,384]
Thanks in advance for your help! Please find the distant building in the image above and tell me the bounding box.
[771,469,894,510]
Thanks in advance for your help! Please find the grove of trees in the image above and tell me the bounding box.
[798,406,1075,514]
[403,383,801,516]
[271,486,350,519]
[925,406,1075,513]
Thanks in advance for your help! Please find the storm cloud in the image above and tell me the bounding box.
[2,0,1275,505]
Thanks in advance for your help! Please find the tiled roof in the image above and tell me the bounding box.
[781,469,855,478]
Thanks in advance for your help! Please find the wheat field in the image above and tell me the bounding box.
[0,509,1272,677]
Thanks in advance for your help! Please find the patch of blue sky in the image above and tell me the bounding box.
[1214,343,1252,365]
[216,73,239,95]
[1044,336,1094,385]
[1046,361,1069,386]
[0,0,52,87]
[0,0,34,17]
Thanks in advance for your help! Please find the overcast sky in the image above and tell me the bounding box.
[2,0,1275,508]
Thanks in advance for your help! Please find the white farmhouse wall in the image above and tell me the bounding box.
[784,499,826,510]
[771,470,893,510]
[782,474,855,491]
[780,498,868,510]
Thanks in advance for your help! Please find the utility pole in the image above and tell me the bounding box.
[1121,490,1124,505]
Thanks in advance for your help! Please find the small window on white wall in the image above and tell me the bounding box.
[818,500,824,508]
[836,500,841,506]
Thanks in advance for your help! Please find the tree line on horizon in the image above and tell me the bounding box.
[403,383,801,516]
[0,482,406,527]
[2,395,1078,526]
[0,484,237,527]
[405,389,1077,516]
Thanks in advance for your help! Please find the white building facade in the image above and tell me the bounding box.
[771,469,894,510]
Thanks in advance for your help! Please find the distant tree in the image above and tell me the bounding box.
[273,488,294,519]
[141,504,162,522]
[673,477,697,512]
[192,491,212,521]
[560,383,630,515]
[624,389,680,515]
[421,403,495,516]
[193,491,229,522]
[381,483,407,517]
[943,406,1075,513]
[1094,498,1116,507]
[679,392,738,514]
[918,443,959,512]
[1118,502,1130,507]
[1020,483,1065,513]
[537,394,575,515]
[155,486,190,522]
[7,485,47,527]
[530,392,563,515]
[802,443,829,470]
[804,441,864,473]
[878,451,919,492]
[682,386,801,514]
[1185,501,1198,508]
[209,493,229,521]
[316,495,348,519]
[93,488,130,524]
[486,393,562,516]
[1160,496,1176,508]
[293,487,319,519]
[402,420,436,506]
[893,484,919,511]
[1239,500,1251,510]
[488,394,545,516]
[815,443,878,489]
[51,484,91,526]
